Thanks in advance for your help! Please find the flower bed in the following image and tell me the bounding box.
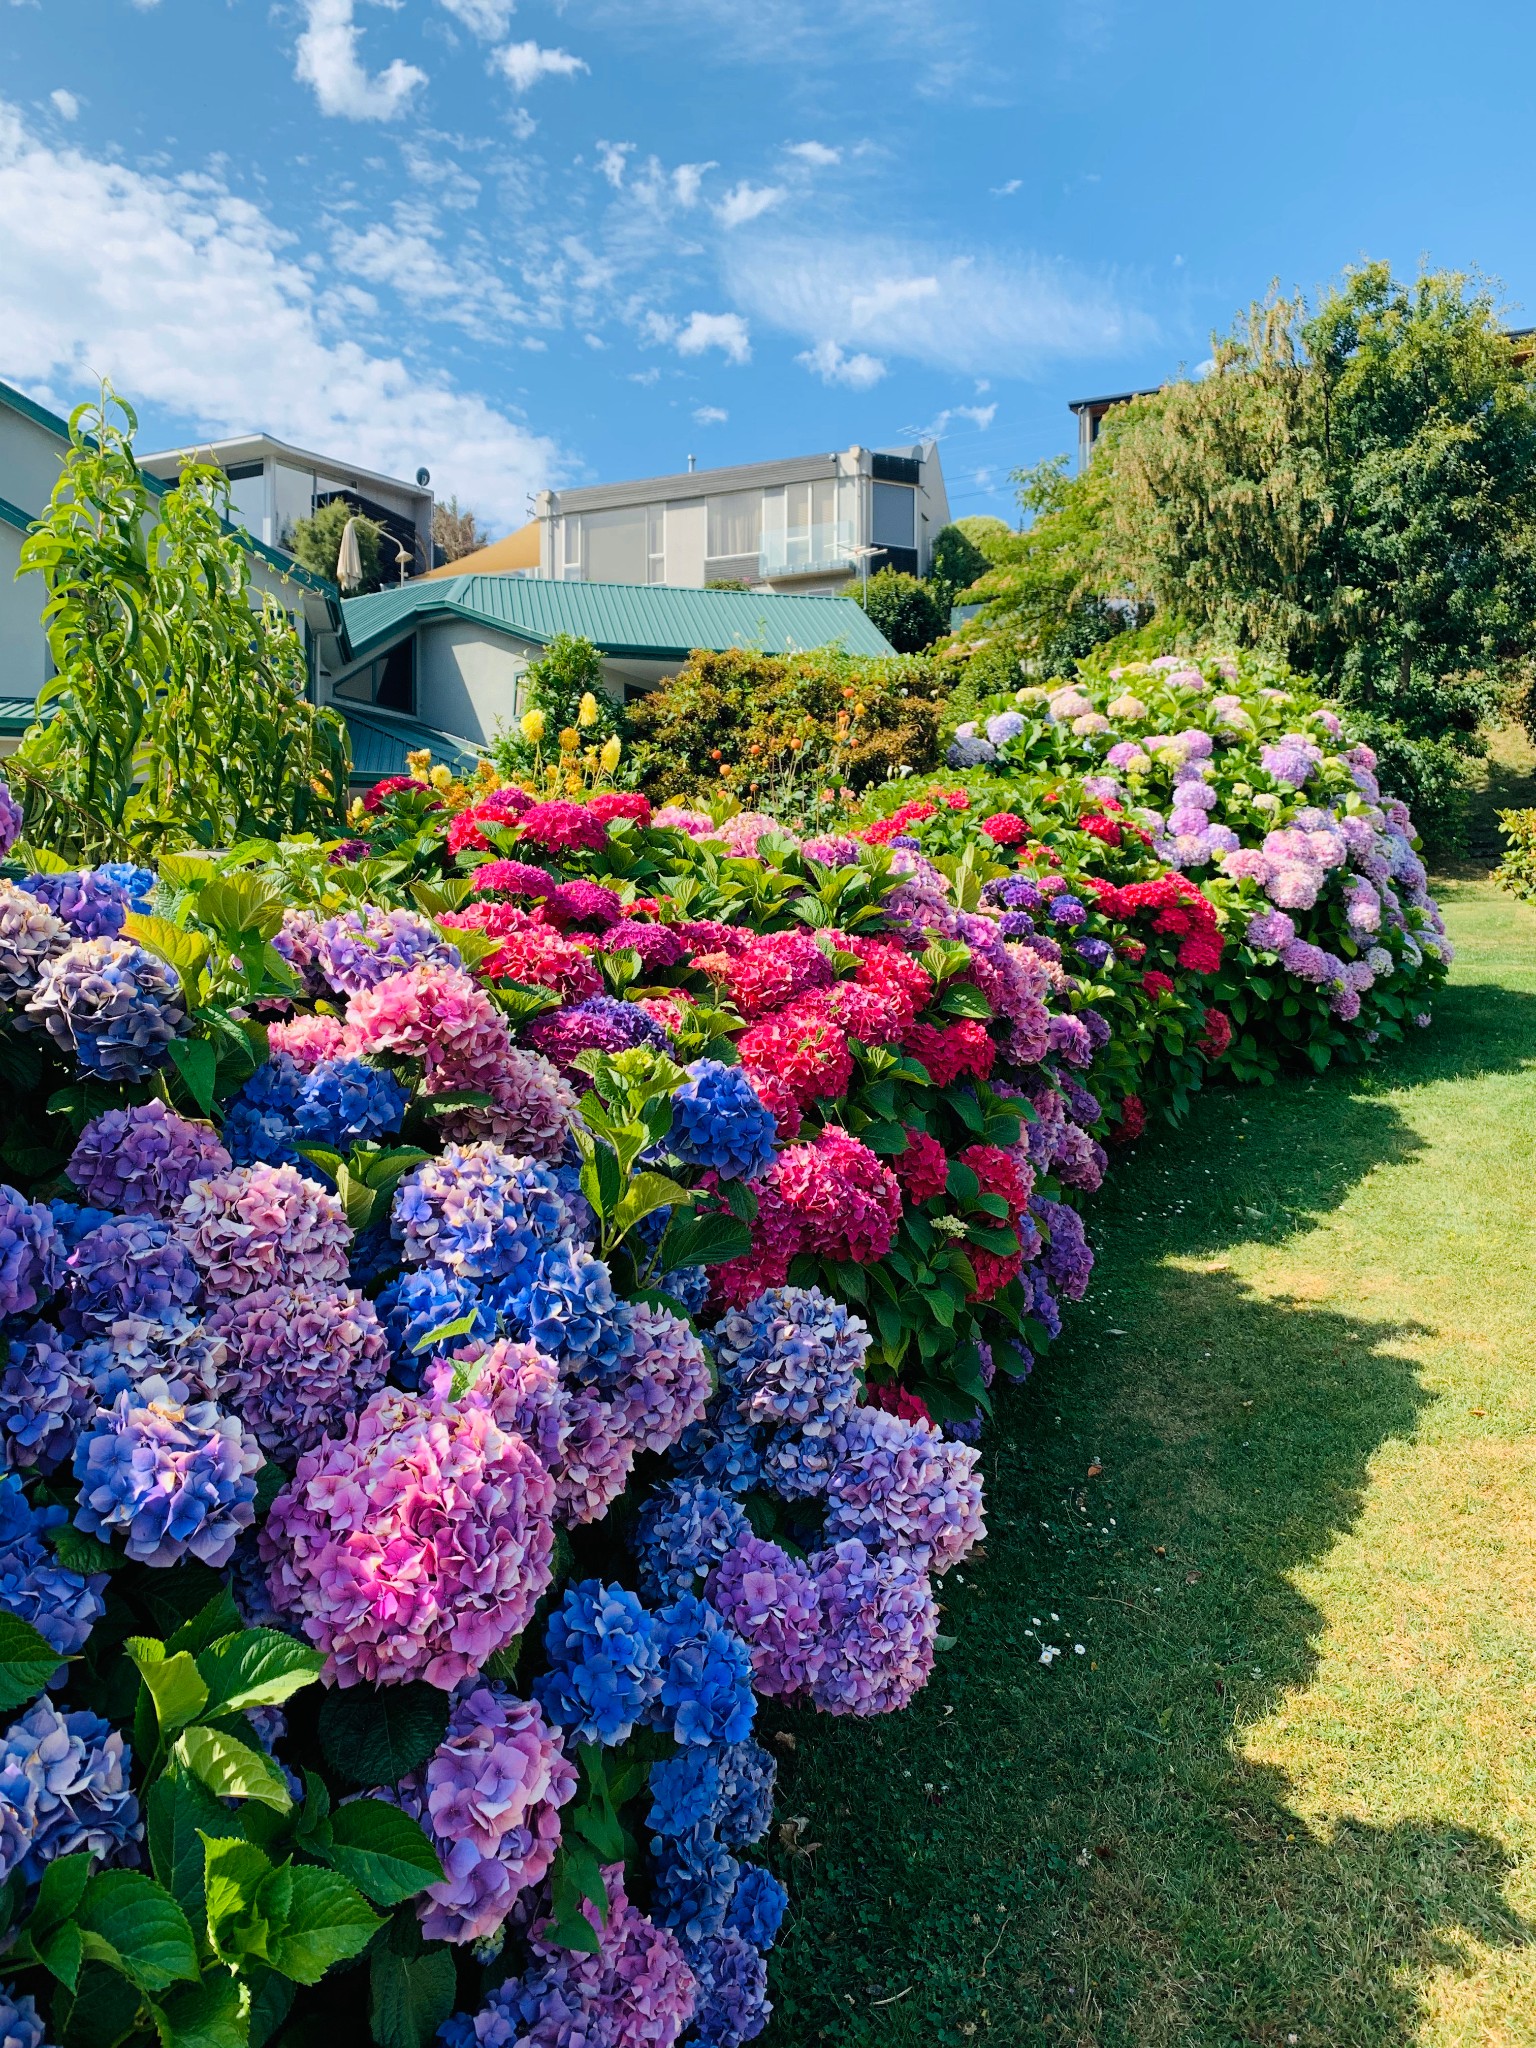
[0,702,1445,2047]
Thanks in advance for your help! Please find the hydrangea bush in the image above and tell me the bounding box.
[0,729,1443,2047]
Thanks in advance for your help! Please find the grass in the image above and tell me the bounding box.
[762,877,1536,2047]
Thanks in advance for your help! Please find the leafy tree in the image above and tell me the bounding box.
[704,578,753,591]
[952,515,1014,558]
[287,496,384,593]
[489,633,623,780]
[855,567,949,652]
[14,386,351,859]
[432,494,488,564]
[928,523,993,608]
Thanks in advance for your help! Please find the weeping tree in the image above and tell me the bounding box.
[13,387,351,860]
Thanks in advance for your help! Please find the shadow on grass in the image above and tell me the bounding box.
[762,1047,1533,2047]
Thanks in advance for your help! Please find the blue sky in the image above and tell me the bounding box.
[1,0,1533,532]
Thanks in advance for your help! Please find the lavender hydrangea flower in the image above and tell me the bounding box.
[0,1700,140,1883]
[23,938,187,1080]
[1278,939,1330,984]
[0,1189,63,1320]
[0,783,22,859]
[62,1218,202,1338]
[0,1474,106,1659]
[707,1536,822,1698]
[823,1408,984,1576]
[634,1479,750,1600]
[318,907,461,995]
[177,1163,351,1301]
[72,1375,262,1567]
[74,1311,227,1408]
[207,1284,390,1460]
[604,1302,711,1455]
[16,869,134,940]
[985,710,1027,746]
[807,1539,937,1717]
[670,1063,777,1183]
[652,1596,756,1748]
[68,1101,231,1219]
[1245,909,1296,952]
[271,908,327,997]
[536,1581,663,1746]
[437,1046,577,1162]
[0,1323,91,1474]
[1261,741,1317,788]
[1035,1196,1094,1302]
[0,885,69,1014]
[392,1144,565,1283]
[726,1866,787,1950]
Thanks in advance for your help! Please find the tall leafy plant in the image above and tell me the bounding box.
[14,386,351,860]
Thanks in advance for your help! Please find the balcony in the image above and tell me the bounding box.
[758,521,855,581]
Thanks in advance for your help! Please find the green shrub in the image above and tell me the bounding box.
[1336,712,1471,861]
[1494,808,1536,900]
[287,494,384,593]
[854,567,950,652]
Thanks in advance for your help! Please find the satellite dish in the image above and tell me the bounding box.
[416,467,431,488]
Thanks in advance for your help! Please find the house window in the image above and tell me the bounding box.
[377,638,415,713]
[580,506,648,584]
[647,503,665,584]
[562,517,581,577]
[872,482,916,551]
[706,490,761,561]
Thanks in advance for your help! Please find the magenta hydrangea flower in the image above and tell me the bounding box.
[177,1163,351,1301]
[707,1536,822,1698]
[603,919,685,969]
[390,1685,577,1944]
[806,1538,937,1717]
[68,1101,231,1219]
[72,1375,263,1568]
[822,1408,984,1576]
[470,859,555,899]
[261,1384,556,1688]
[345,963,513,1095]
[770,1130,901,1266]
[206,1284,389,1461]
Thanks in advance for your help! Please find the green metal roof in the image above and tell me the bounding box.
[0,498,30,536]
[340,575,896,664]
[339,702,484,786]
[0,700,37,735]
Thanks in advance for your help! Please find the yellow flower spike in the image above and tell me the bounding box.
[565,772,582,794]
[577,692,600,728]
[429,765,453,791]
[520,708,547,744]
[559,727,580,754]
[545,762,562,787]
[601,735,622,772]
[406,749,431,777]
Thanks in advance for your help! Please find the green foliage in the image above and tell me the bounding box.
[854,567,950,653]
[287,497,383,594]
[1494,807,1536,900]
[1338,711,1473,859]
[488,633,621,778]
[927,524,994,609]
[13,385,351,861]
[623,645,945,805]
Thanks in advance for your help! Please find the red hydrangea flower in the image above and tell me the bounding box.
[516,801,609,855]
[1110,1093,1147,1144]
[902,1017,995,1087]
[773,1129,901,1265]
[711,1177,804,1309]
[865,1382,933,1427]
[959,1143,1031,1218]
[738,1005,853,1109]
[743,1068,802,1142]
[446,787,533,854]
[362,775,432,813]
[792,981,905,1046]
[843,937,933,1024]
[861,799,936,846]
[981,812,1030,846]
[1141,970,1175,1000]
[1079,812,1123,847]
[724,932,835,1020]
[440,905,600,998]
[968,1245,1024,1301]
[1197,1007,1233,1057]
[943,790,971,810]
[589,791,652,826]
[1177,933,1224,974]
[893,1127,948,1204]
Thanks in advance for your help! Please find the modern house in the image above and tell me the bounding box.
[140,433,436,582]
[316,573,895,782]
[1066,389,1163,470]
[0,378,347,748]
[535,443,949,595]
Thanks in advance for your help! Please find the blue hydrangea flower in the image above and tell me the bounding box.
[725,1866,787,1951]
[225,1054,408,1172]
[648,1747,722,1840]
[946,735,997,769]
[17,869,133,940]
[674,1406,765,1496]
[0,1474,105,1661]
[534,1580,663,1746]
[0,1985,47,2048]
[94,864,156,914]
[392,1144,566,1282]
[0,1189,63,1322]
[47,1200,117,1252]
[0,1700,140,1882]
[714,1740,776,1847]
[633,1479,750,1600]
[650,1823,740,1942]
[376,1267,492,1384]
[669,1062,777,1183]
[23,938,187,1081]
[0,1323,91,1474]
[683,1928,771,2047]
[652,1595,756,1749]
[71,1376,262,1568]
[62,1218,202,1339]
[497,1241,621,1375]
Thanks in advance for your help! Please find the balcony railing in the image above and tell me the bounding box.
[758,521,854,578]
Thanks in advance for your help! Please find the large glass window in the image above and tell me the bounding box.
[274,464,316,548]
[706,490,761,561]
[580,506,648,584]
[872,482,916,551]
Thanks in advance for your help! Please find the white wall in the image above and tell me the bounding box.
[663,498,706,586]
[0,523,46,701]
[417,621,533,745]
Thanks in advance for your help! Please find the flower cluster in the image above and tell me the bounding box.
[72,1376,262,1567]
[23,938,187,1080]
[68,1101,230,1219]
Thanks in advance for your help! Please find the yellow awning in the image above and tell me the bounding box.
[424,518,540,579]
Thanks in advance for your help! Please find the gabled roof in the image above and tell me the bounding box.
[338,702,484,786]
[339,574,895,664]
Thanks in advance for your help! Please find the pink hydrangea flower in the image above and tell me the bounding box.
[516,801,609,856]
[345,962,513,1093]
[724,932,834,1021]
[261,1385,556,1688]
[266,1013,349,1070]
[772,1130,901,1265]
[177,1164,350,1301]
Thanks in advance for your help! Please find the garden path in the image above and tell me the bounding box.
[764,877,1536,2048]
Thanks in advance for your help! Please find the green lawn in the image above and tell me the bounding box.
[763,878,1536,2048]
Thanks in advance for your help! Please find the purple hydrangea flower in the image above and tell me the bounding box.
[1279,939,1330,984]
[535,1581,663,1746]
[603,1302,711,1456]
[74,1311,226,1408]
[1034,1195,1094,1302]
[0,1323,91,1474]
[0,783,22,859]
[683,1929,771,2046]
[1245,909,1296,952]
[207,1284,390,1461]
[823,1408,984,1575]
[0,1473,106,1659]
[707,1535,822,1698]
[985,710,1027,746]
[72,1376,263,1567]
[0,1701,140,1883]
[47,1201,116,1253]
[670,1062,777,1183]
[946,735,998,769]
[526,994,672,1070]
[62,1218,202,1338]
[16,869,134,940]
[806,1538,937,1717]
[318,907,462,995]
[0,1189,63,1320]
[1074,936,1113,971]
[177,1163,351,1301]
[69,1100,231,1219]
[23,938,187,1080]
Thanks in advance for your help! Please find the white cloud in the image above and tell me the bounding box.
[713,180,784,228]
[919,402,997,436]
[673,311,750,364]
[49,90,79,121]
[629,366,660,385]
[728,233,1152,378]
[0,102,558,528]
[329,202,527,338]
[991,178,1021,195]
[437,0,516,34]
[128,0,161,9]
[693,404,727,424]
[671,161,715,208]
[295,0,426,121]
[595,139,633,188]
[493,40,588,90]
[796,338,885,389]
[784,141,839,167]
